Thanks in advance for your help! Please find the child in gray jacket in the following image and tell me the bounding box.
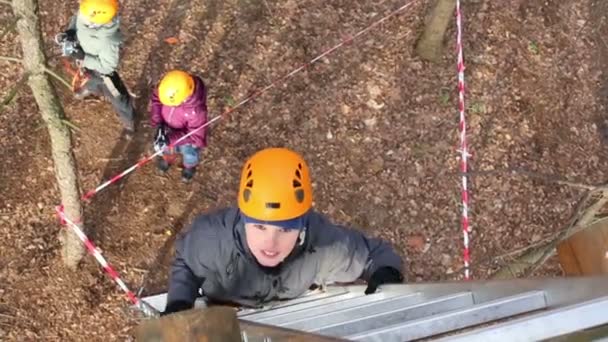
[57,0,135,132]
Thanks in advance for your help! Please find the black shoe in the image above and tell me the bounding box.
[156,158,170,174]
[181,167,195,183]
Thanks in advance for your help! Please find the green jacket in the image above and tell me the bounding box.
[68,14,123,75]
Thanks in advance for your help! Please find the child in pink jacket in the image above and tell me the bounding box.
[150,70,208,182]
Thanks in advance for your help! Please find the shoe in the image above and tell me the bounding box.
[181,167,195,183]
[124,130,133,140]
[120,108,136,133]
[74,88,92,100]
[156,158,170,174]
[122,121,135,134]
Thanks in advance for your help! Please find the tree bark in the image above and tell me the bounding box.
[415,0,456,63]
[12,0,85,267]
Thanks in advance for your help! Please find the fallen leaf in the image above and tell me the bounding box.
[366,98,384,110]
[164,37,179,45]
[406,234,426,252]
[364,117,377,128]
[367,84,382,98]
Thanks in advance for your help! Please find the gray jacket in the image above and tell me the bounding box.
[67,13,123,75]
[167,207,404,308]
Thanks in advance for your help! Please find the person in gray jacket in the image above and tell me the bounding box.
[163,147,404,315]
[56,0,134,132]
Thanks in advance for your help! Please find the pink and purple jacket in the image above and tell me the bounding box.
[150,76,208,148]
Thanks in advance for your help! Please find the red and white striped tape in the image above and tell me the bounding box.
[79,0,421,202]
[455,0,471,280]
[55,206,159,317]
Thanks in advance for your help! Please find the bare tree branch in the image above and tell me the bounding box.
[491,188,608,279]
[495,237,557,260]
[263,0,275,19]
[1,56,74,90]
[585,215,608,228]
[43,67,72,90]
[460,168,604,191]
[453,199,608,279]
[0,55,22,63]
[0,72,28,113]
[61,119,81,132]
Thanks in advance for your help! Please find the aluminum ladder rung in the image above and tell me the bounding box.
[346,290,547,342]
[269,292,423,327]
[307,292,474,337]
[239,288,353,320]
[254,291,405,325]
[437,295,608,342]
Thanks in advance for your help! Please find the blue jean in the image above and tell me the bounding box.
[164,144,200,169]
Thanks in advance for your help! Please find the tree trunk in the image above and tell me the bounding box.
[12,0,85,268]
[415,0,456,63]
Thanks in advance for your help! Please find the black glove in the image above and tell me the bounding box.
[70,46,85,61]
[64,29,77,42]
[153,123,169,152]
[55,29,77,44]
[364,267,404,295]
[161,300,193,316]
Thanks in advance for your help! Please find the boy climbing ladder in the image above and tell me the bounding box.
[163,147,404,315]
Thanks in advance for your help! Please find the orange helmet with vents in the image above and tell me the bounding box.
[79,0,118,25]
[238,148,313,221]
[158,70,195,106]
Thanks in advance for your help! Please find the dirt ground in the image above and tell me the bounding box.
[1,0,607,340]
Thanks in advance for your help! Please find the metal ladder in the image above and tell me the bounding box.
[142,276,608,341]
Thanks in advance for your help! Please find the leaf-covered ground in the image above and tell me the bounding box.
[1,0,607,339]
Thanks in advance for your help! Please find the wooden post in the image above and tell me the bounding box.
[135,307,241,342]
[557,219,608,276]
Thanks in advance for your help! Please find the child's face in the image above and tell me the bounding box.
[244,223,300,267]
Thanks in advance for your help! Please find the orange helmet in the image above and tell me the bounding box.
[238,148,313,221]
[158,70,195,106]
[79,0,118,25]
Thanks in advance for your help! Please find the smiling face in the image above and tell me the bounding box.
[244,223,301,267]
